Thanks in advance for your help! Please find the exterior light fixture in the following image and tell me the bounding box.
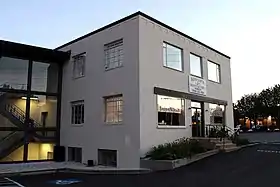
[21,96,39,101]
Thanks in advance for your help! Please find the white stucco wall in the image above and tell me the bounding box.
[138,16,233,155]
[59,17,140,168]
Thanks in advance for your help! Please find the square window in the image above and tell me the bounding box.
[157,95,185,126]
[104,39,123,70]
[163,42,183,71]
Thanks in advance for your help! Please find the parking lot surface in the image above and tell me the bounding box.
[9,143,280,187]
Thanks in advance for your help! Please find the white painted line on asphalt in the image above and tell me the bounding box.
[4,178,25,187]
[257,149,280,154]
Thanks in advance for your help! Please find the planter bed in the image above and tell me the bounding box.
[141,149,219,171]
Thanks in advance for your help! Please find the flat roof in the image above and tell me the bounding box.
[56,11,230,59]
[0,40,70,64]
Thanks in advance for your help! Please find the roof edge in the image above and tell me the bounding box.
[55,11,230,59]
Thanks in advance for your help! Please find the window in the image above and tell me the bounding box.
[157,95,185,126]
[104,39,123,70]
[105,95,123,123]
[163,42,183,71]
[209,103,224,124]
[98,149,117,167]
[68,147,82,162]
[73,53,86,78]
[190,54,202,77]
[0,57,28,90]
[71,101,84,125]
[32,61,58,93]
[208,61,221,83]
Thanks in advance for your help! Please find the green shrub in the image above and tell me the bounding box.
[145,138,207,160]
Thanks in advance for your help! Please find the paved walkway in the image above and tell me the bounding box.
[11,144,280,187]
[0,162,147,175]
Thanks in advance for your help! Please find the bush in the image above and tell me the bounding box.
[145,138,208,160]
[233,137,250,146]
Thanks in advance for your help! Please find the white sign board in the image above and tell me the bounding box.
[189,75,206,95]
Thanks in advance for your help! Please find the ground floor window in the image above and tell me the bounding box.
[98,149,117,167]
[68,147,82,163]
[157,95,185,126]
[209,103,225,124]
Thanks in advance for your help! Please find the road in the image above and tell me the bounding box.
[240,132,280,143]
[11,144,280,187]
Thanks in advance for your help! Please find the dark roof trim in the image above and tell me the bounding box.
[55,11,230,59]
[0,40,70,64]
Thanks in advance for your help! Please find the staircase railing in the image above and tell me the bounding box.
[5,103,42,128]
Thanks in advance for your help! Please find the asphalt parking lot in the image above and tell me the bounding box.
[9,143,280,187]
[240,132,280,143]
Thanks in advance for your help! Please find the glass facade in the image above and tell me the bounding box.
[0,57,28,90]
[0,57,62,162]
[32,61,59,93]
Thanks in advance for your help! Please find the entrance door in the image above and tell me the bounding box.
[191,101,205,137]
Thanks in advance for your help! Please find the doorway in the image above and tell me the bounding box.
[191,101,205,137]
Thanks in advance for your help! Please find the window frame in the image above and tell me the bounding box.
[104,39,124,71]
[189,53,203,78]
[71,100,85,126]
[207,60,221,83]
[72,52,86,79]
[104,94,123,125]
[162,42,184,72]
[156,94,186,129]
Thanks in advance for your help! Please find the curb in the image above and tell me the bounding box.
[240,143,260,148]
[0,167,151,177]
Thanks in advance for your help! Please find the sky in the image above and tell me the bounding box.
[1,0,280,102]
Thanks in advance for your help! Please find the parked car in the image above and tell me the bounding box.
[274,128,279,132]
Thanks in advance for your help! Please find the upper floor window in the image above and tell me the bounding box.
[190,54,202,77]
[163,42,183,71]
[207,61,221,83]
[73,53,86,79]
[71,101,84,125]
[104,95,123,124]
[104,39,123,70]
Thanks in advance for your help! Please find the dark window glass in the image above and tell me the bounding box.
[32,61,58,93]
[0,57,28,90]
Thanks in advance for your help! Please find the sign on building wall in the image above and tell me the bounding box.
[188,75,207,95]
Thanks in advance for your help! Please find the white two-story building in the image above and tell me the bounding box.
[57,11,233,168]
[0,11,233,168]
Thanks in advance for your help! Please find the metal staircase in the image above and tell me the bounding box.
[0,91,51,161]
[0,131,24,161]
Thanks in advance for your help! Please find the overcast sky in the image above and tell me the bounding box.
[1,0,279,102]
